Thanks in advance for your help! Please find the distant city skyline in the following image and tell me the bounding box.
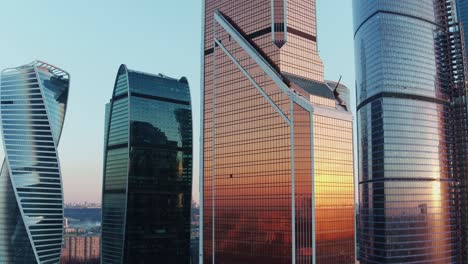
[0,1,354,204]
[62,209,101,264]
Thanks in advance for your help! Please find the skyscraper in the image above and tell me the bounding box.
[457,2,468,261]
[0,61,69,263]
[457,0,468,53]
[354,1,468,263]
[201,1,355,263]
[101,65,192,263]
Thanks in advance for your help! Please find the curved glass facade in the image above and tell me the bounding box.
[202,1,355,263]
[101,65,192,263]
[0,61,69,263]
[354,0,466,263]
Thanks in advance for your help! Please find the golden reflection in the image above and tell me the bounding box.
[313,114,355,263]
[203,1,354,262]
[432,180,441,198]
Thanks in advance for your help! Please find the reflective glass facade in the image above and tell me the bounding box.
[101,65,192,263]
[354,1,468,263]
[0,61,69,264]
[457,0,468,60]
[456,2,468,260]
[201,1,355,263]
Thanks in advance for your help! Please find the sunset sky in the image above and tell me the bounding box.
[0,0,354,204]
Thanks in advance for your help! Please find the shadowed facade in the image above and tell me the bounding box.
[101,65,192,264]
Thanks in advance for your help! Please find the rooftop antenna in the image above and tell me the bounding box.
[334,75,343,92]
[333,75,346,108]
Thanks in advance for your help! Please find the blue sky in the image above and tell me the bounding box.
[0,0,354,203]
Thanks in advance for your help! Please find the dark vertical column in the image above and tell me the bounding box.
[272,0,287,48]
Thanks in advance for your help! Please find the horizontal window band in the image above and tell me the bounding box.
[359,177,456,185]
[111,93,128,102]
[131,145,191,152]
[16,186,61,191]
[286,26,316,42]
[357,92,449,111]
[250,26,272,40]
[205,48,214,56]
[111,92,190,106]
[204,24,316,55]
[106,143,128,151]
[354,10,442,37]
[102,189,127,194]
[17,194,61,198]
[131,92,190,105]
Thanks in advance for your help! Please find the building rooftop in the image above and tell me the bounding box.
[285,73,336,100]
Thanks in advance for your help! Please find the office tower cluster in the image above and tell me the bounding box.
[201,0,355,263]
[101,65,193,263]
[0,61,69,264]
[354,0,468,263]
[4,1,468,264]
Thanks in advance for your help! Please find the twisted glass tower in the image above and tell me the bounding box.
[0,61,69,263]
[101,65,192,263]
[201,1,355,263]
[354,0,468,263]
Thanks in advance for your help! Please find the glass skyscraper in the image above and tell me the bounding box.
[457,1,468,261]
[0,61,69,263]
[457,0,468,56]
[101,65,192,263]
[354,0,468,263]
[201,1,355,263]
